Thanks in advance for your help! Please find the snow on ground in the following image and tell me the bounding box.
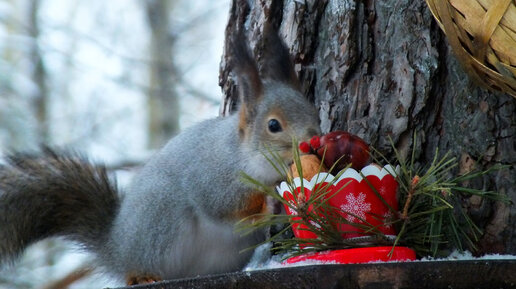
[244,246,516,272]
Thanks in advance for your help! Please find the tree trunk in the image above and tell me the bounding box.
[28,0,49,143]
[219,0,515,255]
[145,0,180,149]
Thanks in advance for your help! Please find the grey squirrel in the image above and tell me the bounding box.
[0,27,320,284]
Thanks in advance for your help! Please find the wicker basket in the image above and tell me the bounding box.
[426,0,516,98]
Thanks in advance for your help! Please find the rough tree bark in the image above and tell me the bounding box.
[219,0,515,255]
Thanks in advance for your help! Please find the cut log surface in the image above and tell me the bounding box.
[112,260,516,289]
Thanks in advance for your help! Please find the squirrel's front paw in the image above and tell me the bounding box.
[234,192,268,221]
[126,273,162,285]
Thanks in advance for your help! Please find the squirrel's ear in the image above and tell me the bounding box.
[259,24,300,89]
[228,29,263,137]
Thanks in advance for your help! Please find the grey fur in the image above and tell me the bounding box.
[0,30,321,281]
[0,149,119,263]
[103,84,319,279]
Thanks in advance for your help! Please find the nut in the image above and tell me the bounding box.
[290,154,327,180]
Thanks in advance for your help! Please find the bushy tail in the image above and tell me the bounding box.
[0,148,120,264]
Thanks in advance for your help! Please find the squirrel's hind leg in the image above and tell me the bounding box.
[126,273,162,285]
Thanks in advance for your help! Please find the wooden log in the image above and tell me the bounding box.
[112,260,516,289]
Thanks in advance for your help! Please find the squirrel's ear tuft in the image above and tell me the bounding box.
[228,29,263,104]
[259,24,300,89]
[227,28,263,137]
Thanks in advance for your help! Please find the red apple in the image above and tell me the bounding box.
[315,131,370,171]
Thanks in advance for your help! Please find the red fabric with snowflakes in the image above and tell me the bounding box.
[282,187,318,241]
[281,172,398,242]
[328,174,398,239]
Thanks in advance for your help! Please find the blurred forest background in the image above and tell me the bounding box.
[0,0,229,287]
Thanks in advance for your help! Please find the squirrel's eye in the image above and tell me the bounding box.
[268,119,282,133]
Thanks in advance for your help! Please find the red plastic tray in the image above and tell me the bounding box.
[284,246,416,264]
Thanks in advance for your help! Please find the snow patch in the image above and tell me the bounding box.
[419,250,516,262]
[244,248,516,272]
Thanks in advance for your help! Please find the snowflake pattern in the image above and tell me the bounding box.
[382,211,394,229]
[309,220,321,229]
[287,206,298,216]
[340,192,371,223]
[378,185,389,196]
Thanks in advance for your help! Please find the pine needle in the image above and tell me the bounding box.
[239,135,511,259]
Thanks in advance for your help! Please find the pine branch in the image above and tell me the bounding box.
[239,136,511,259]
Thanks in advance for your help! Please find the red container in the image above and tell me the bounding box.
[281,186,318,240]
[277,164,416,264]
[284,246,416,264]
[278,164,400,242]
